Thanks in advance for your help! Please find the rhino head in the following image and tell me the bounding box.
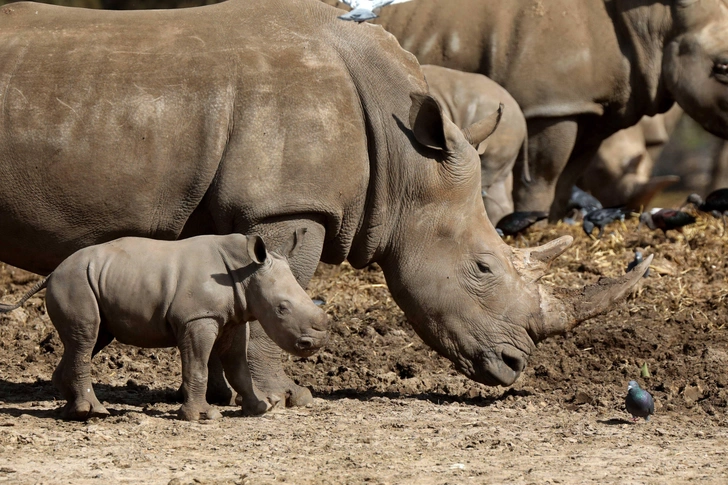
[380,93,651,387]
[664,0,728,138]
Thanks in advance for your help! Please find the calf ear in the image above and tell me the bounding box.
[247,235,268,265]
[409,93,463,153]
[463,104,504,149]
[282,227,308,259]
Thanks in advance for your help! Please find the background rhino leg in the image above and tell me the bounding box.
[217,323,271,415]
[550,142,601,221]
[205,351,234,405]
[513,117,578,218]
[214,219,326,410]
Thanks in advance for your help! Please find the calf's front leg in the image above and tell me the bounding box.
[177,318,222,421]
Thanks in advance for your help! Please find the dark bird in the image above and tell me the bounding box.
[625,380,654,422]
[496,211,548,236]
[639,208,696,236]
[626,250,650,277]
[582,207,630,238]
[684,188,728,233]
[567,186,603,217]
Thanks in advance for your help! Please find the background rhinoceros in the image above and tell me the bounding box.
[422,65,527,225]
[374,0,728,219]
[0,0,648,410]
[579,107,683,209]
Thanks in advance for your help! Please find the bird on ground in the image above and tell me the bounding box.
[626,250,650,277]
[582,207,630,239]
[496,211,548,236]
[336,0,413,22]
[638,208,696,237]
[567,186,603,217]
[625,380,654,422]
[683,188,728,233]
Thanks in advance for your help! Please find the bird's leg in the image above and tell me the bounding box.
[597,226,605,239]
[722,213,727,237]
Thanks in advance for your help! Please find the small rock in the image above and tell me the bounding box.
[574,391,594,405]
[683,384,704,404]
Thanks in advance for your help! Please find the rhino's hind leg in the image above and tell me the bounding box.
[177,318,222,421]
[47,285,109,421]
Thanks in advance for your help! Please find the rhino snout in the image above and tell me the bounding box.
[293,330,328,356]
[474,346,528,387]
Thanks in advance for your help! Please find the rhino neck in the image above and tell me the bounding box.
[616,1,676,118]
[326,23,432,269]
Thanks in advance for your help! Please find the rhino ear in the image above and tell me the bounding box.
[409,93,461,152]
[281,227,307,259]
[247,235,268,265]
[463,104,504,149]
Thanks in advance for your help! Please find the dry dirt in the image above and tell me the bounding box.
[1,211,728,484]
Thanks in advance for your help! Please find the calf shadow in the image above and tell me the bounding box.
[0,378,180,420]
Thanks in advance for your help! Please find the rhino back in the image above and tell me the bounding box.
[377,0,627,120]
[75,235,242,341]
[0,0,401,273]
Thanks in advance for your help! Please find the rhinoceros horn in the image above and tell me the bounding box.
[535,254,653,339]
[462,103,504,147]
[509,235,573,281]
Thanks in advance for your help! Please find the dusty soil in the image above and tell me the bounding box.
[1,210,728,484]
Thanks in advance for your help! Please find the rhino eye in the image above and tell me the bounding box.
[713,60,728,82]
[477,262,492,274]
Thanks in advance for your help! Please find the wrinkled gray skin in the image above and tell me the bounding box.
[0,0,650,409]
[422,65,527,225]
[374,0,728,220]
[0,232,329,421]
[579,106,683,208]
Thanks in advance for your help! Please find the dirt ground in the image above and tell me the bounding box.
[1,208,728,484]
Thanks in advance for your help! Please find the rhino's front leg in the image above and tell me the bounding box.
[513,117,579,220]
[239,220,326,409]
[550,142,601,219]
[177,318,223,421]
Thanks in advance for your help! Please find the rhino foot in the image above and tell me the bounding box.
[235,392,277,416]
[178,403,222,422]
[60,398,110,421]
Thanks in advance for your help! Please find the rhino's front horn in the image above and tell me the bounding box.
[534,254,653,340]
[510,235,573,280]
[462,103,504,147]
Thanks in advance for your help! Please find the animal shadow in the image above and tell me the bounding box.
[598,417,634,426]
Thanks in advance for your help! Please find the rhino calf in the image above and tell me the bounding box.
[422,65,527,225]
[0,231,328,421]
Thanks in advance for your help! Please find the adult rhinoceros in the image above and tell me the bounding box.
[0,0,649,411]
[372,0,728,219]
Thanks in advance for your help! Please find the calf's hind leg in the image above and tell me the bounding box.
[46,280,109,420]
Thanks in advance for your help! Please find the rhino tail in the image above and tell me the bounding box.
[0,276,50,313]
[519,136,531,184]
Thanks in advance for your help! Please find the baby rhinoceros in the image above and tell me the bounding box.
[0,231,328,421]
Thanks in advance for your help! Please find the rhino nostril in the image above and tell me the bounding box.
[501,349,526,373]
[295,337,315,350]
